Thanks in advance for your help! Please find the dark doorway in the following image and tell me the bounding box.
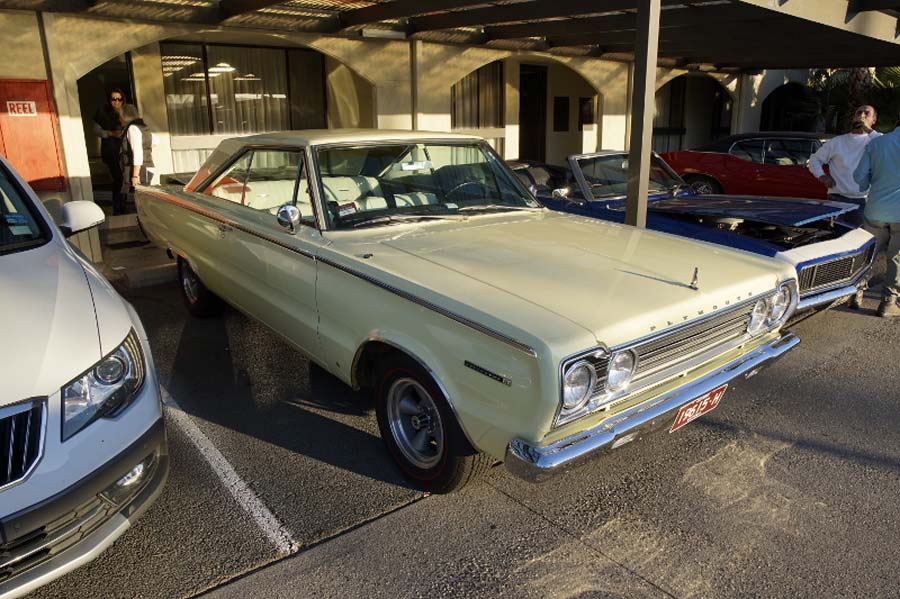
[519,64,547,162]
[760,82,816,132]
[77,53,136,215]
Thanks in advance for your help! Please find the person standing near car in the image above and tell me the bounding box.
[808,105,881,227]
[118,103,156,198]
[854,122,900,318]
[93,89,126,214]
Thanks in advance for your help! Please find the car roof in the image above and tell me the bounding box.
[221,128,483,148]
[696,131,833,151]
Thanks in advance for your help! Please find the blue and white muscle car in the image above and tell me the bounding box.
[512,152,876,314]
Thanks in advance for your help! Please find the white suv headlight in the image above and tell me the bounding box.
[62,330,146,441]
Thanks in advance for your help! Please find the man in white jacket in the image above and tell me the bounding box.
[808,105,881,227]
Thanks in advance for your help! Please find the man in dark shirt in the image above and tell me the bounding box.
[93,89,126,214]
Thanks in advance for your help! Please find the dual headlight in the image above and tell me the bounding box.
[559,349,637,424]
[747,282,796,336]
[61,330,146,441]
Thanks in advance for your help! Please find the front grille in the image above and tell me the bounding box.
[631,302,756,379]
[0,496,115,584]
[798,246,874,294]
[0,400,44,489]
[565,300,757,401]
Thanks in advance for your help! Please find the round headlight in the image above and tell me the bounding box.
[562,361,597,411]
[606,350,637,393]
[747,297,771,336]
[767,286,791,325]
[94,355,127,385]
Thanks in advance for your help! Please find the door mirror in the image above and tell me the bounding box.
[59,201,105,237]
[277,204,301,234]
[551,187,570,200]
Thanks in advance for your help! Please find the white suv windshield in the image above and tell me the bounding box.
[1,165,49,255]
[316,142,541,229]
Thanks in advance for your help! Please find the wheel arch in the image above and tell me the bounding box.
[351,334,479,450]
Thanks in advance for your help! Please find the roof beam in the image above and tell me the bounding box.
[217,0,287,21]
[410,0,686,33]
[337,0,484,29]
[849,0,900,11]
[485,3,770,40]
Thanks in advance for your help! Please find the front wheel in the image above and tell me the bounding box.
[375,356,491,493]
[684,174,722,195]
[178,258,222,317]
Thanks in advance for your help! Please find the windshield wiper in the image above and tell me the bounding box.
[349,214,462,229]
[456,204,539,213]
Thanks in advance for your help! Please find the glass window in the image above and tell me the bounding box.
[161,43,210,135]
[288,49,326,129]
[205,152,252,204]
[1,165,49,255]
[553,96,569,132]
[730,140,764,163]
[451,61,504,129]
[763,138,815,165]
[316,142,539,229]
[243,149,310,220]
[207,46,289,135]
[578,97,593,131]
[574,154,681,200]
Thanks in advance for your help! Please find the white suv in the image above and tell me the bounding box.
[0,157,167,598]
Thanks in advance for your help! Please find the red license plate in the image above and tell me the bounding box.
[669,384,728,433]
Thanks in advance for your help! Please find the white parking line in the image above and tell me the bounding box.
[161,387,299,555]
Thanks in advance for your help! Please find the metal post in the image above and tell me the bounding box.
[625,0,661,228]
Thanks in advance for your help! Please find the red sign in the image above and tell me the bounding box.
[7,100,37,117]
[670,384,728,433]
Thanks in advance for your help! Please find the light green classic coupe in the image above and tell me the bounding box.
[136,130,800,492]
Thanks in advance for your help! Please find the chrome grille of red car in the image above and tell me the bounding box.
[0,400,44,489]
[798,246,874,294]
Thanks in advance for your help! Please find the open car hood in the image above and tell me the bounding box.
[647,195,857,227]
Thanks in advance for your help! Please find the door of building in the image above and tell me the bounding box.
[519,64,547,162]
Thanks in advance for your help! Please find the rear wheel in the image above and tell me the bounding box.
[375,355,491,493]
[684,174,722,195]
[178,258,222,317]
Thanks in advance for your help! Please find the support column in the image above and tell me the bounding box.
[625,0,661,229]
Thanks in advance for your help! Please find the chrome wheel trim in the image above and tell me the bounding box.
[691,179,715,194]
[181,264,200,304]
[386,377,444,470]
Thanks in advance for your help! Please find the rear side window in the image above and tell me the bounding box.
[729,140,764,163]
[205,152,252,205]
[764,139,815,165]
[1,165,49,256]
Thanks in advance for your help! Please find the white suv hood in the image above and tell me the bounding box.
[0,242,102,405]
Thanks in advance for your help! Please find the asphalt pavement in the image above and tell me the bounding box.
[29,276,900,599]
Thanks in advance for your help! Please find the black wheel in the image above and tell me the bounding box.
[178,258,222,317]
[684,174,722,195]
[374,355,491,493]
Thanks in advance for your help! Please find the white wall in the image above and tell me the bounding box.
[544,62,598,166]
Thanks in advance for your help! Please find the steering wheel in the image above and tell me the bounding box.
[445,180,487,203]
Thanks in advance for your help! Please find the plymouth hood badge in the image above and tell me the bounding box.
[689,267,700,290]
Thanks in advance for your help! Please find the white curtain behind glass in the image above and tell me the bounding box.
[161,43,210,135]
[207,46,290,134]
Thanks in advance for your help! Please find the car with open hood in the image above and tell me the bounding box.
[0,157,167,599]
[522,151,875,314]
[136,129,800,493]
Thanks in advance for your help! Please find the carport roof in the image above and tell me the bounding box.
[5,0,900,69]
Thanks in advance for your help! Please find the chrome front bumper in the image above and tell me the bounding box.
[796,281,863,312]
[505,331,799,483]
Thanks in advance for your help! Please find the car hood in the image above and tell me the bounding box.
[647,195,857,227]
[0,242,105,404]
[332,211,788,351]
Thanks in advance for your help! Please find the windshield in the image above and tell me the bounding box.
[316,142,542,229]
[574,154,683,200]
[1,164,49,256]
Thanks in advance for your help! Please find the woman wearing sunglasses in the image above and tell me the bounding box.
[92,89,127,214]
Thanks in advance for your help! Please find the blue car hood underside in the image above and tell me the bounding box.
[645,195,857,227]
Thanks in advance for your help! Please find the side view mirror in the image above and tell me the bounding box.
[551,187,570,200]
[59,201,105,237]
[277,203,301,234]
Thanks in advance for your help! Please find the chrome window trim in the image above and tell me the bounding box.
[0,397,47,493]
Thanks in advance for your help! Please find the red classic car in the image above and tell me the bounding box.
[662,132,833,199]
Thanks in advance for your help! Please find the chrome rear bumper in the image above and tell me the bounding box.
[505,331,799,483]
